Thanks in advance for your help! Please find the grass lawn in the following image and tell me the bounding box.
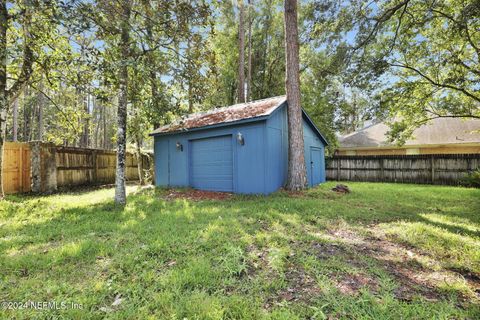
[1,182,479,319]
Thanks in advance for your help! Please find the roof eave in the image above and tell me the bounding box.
[149,115,270,137]
[301,109,329,146]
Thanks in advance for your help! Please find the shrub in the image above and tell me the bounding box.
[461,169,480,188]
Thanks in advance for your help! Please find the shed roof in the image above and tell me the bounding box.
[339,118,480,149]
[151,96,286,135]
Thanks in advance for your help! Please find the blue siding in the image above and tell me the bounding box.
[154,122,267,194]
[169,137,188,186]
[154,138,169,186]
[266,104,326,189]
[265,103,288,193]
[303,121,326,186]
[236,126,266,193]
[153,102,326,194]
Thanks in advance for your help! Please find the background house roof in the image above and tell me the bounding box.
[151,96,287,135]
[339,118,480,148]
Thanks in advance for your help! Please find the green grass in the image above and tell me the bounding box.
[0,182,479,319]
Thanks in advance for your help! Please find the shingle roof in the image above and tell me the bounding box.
[151,96,287,135]
[339,118,480,148]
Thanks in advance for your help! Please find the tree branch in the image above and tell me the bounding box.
[389,62,480,103]
[353,0,410,51]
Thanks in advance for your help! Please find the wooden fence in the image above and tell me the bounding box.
[3,142,31,194]
[326,154,480,185]
[2,142,152,194]
[56,147,150,187]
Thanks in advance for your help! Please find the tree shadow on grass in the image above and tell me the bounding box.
[1,185,479,318]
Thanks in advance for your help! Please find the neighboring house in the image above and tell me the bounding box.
[337,118,480,155]
[150,96,328,194]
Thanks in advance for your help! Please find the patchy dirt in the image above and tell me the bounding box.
[311,242,350,260]
[245,223,479,310]
[322,225,479,303]
[265,266,321,309]
[284,190,308,198]
[245,244,274,279]
[245,244,321,308]
[335,273,380,296]
[161,189,233,201]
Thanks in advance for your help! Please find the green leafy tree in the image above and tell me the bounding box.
[307,0,480,143]
[0,0,61,198]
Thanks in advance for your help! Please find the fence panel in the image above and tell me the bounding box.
[3,142,31,193]
[56,147,147,187]
[326,154,480,185]
[3,142,153,194]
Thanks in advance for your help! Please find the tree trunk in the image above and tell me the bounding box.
[83,94,90,147]
[0,0,7,198]
[103,103,107,149]
[93,98,100,148]
[246,0,253,102]
[136,135,144,185]
[23,86,28,141]
[284,0,307,191]
[12,98,18,141]
[114,3,131,205]
[187,37,194,113]
[261,0,272,98]
[143,0,160,129]
[79,93,89,147]
[37,80,44,141]
[237,0,246,103]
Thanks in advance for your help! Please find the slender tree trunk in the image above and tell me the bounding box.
[136,135,144,185]
[37,80,44,141]
[114,3,131,205]
[261,1,272,97]
[23,86,28,140]
[284,0,307,191]
[188,84,193,113]
[103,104,107,149]
[29,96,36,141]
[79,93,89,147]
[150,72,159,129]
[237,0,246,103]
[247,0,253,102]
[82,94,90,147]
[12,98,18,141]
[37,96,43,140]
[187,37,194,113]
[93,98,100,148]
[0,0,6,198]
[142,0,160,129]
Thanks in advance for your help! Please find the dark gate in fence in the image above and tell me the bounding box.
[326,154,480,185]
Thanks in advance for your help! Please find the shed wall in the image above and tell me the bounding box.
[154,104,327,194]
[154,122,267,193]
[265,104,326,190]
[265,104,288,193]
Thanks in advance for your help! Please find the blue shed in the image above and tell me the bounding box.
[150,96,328,194]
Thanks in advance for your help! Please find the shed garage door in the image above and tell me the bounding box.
[190,135,233,192]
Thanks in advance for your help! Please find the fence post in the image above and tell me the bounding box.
[380,158,384,182]
[18,144,24,192]
[30,141,41,193]
[92,150,98,184]
[29,141,57,193]
[430,155,435,184]
[336,158,341,181]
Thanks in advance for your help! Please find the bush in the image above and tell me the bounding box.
[461,169,480,188]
